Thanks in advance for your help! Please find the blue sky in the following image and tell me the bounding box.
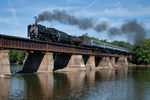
[0,0,150,42]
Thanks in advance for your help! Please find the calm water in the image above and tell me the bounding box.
[0,66,150,100]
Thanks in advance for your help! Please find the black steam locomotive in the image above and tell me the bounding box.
[28,24,83,45]
[28,24,130,53]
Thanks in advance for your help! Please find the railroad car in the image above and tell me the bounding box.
[91,40,129,53]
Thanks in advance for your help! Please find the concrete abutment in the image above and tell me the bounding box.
[0,50,11,76]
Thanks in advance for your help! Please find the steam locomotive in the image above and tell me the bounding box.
[28,24,130,53]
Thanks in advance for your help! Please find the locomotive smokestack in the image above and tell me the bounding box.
[34,16,38,24]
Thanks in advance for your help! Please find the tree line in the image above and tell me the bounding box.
[9,34,150,65]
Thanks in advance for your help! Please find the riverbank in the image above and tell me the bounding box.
[129,64,150,67]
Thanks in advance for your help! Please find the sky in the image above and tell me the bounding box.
[0,0,150,43]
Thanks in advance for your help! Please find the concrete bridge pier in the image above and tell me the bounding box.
[21,52,54,73]
[0,50,11,76]
[111,57,116,67]
[97,57,113,68]
[66,54,86,71]
[55,54,86,71]
[85,56,95,70]
[116,57,128,67]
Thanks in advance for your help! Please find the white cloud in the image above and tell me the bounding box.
[145,23,150,29]
[9,8,19,24]
[103,7,150,16]
[88,0,98,8]
[0,17,20,26]
[75,6,150,17]
[97,17,111,23]
[39,6,80,13]
[0,18,10,24]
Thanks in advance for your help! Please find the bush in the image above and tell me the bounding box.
[9,50,26,64]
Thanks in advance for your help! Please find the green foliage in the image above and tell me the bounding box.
[9,50,26,64]
[9,50,17,63]
[82,33,108,43]
[132,39,150,64]
[111,40,132,49]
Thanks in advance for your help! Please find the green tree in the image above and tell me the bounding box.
[17,51,26,64]
[9,50,26,64]
[81,33,108,43]
[132,39,150,64]
[9,50,18,63]
[111,40,132,49]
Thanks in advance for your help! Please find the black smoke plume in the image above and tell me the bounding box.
[122,21,145,43]
[108,20,146,43]
[35,9,146,43]
[95,21,108,32]
[35,9,108,32]
[109,27,121,35]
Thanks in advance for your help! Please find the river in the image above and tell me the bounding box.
[0,66,150,100]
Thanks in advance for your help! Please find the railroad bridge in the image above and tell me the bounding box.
[0,34,131,76]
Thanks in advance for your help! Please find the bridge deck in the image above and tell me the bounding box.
[0,34,129,57]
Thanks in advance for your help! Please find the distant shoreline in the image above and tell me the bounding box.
[129,64,150,67]
[10,63,23,66]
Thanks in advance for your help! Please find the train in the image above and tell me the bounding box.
[27,24,130,53]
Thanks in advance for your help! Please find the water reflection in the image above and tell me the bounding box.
[66,71,86,89]
[9,75,25,100]
[23,73,53,100]
[115,67,128,79]
[96,68,115,81]
[0,77,10,100]
[86,71,95,86]
[1,66,150,100]
[9,73,53,100]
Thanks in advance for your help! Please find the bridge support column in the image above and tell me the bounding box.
[66,54,86,71]
[124,58,128,66]
[22,52,53,73]
[85,56,95,70]
[97,57,113,68]
[0,50,11,76]
[116,57,128,67]
[111,57,116,67]
[54,54,86,71]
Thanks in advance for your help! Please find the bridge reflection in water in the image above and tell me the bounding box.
[0,66,145,100]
